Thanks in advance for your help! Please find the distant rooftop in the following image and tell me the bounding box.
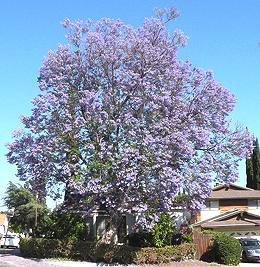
[208,183,260,200]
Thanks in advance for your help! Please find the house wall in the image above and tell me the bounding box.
[128,210,190,233]
[199,199,260,221]
[200,200,219,221]
[219,199,247,212]
[0,225,6,236]
[200,210,220,221]
[0,214,8,236]
[248,199,260,216]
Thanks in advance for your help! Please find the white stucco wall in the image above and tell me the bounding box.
[247,199,260,216]
[200,199,260,221]
[0,215,8,236]
[200,209,220,221]
[0,225,5,236]
[200,200,220,221]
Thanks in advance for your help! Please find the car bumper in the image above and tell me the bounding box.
[247,255,260,261]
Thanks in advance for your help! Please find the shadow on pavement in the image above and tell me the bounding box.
[0,248,20,256]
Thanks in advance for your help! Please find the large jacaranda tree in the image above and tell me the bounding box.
[7,9,252,242]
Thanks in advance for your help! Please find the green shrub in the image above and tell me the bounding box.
[150,213,174,247]
[20,238,74,259]
[68,240,96,261]
[134,243,196,264]
[201,229,218,235]
[126,232,153,247]
[213,233,241,265]
[91,243,139,263]
[181,233,193,243]
[43,212,88,241]
[20,238,195,264]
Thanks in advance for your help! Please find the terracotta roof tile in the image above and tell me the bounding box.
[209,190,260,199]
[194,209,260,228]
[201,220,260,228]
[208,184,260,199]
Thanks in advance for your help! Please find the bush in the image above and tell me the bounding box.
[20,238,195,264]
[90,243,139,263]
[126,232,153,247]
[201,229,217,235]
[181,233,193,243]
[20,238,74,259]
[213,233,241,265]
[150,213,175,247]
[85,243,195,264]
[134,243,195,264]
[43,211,88,241]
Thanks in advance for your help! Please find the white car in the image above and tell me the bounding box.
[0,234,20,248]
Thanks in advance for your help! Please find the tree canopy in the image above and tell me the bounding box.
[246,138,260,190]
[7,9,252,230]
[4,182,49,235]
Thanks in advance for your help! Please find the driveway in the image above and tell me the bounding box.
[239,263,260,266]
[0,253,92,267]
[0,248,53,267]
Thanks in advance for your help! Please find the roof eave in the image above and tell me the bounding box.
[212,183,254,191]
[202,223,260,228]
[208,196,260,200]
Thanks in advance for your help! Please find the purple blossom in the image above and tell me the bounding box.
[6,10,253,230]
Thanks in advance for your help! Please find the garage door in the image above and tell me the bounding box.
[226,231,260,240]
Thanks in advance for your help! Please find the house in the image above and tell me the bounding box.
[83,207,190,242]
[0,213,8,236]
[193,183,260,239]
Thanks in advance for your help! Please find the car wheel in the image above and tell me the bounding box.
[242,251,247,262]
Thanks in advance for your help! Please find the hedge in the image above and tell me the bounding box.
[20,238,195,264]
[134,243,195,264]
[19,238,74,259]
[213,233,242,266]
[126,232,153,247]
[196,230,242,265]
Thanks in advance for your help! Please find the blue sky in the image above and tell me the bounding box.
[0,0,259,208]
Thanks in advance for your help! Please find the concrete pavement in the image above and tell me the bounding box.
[1,248,257,267]
[239,263,260,266]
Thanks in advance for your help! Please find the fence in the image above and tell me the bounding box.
[193,230,214,261]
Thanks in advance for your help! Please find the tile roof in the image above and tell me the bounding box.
[193,209,260,228]
[201,220,260,228]
[208,183,260,199]
[209,190,260,199]
[213,183,254,191]
[193,209,239,227]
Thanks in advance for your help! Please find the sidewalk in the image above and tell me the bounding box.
[40,259,225,267]
[0,256,225,267]
[42,260,104,267]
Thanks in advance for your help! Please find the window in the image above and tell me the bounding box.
[248,199,260,209]
[205,201,210,210]
[204,200,218,210]
[219,199,247,207]
[241,240,260,247]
